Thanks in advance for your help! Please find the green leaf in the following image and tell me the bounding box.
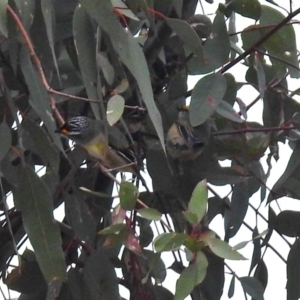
[82,0,165,151]
[232,240,250,251]
[216,100,243,123]
[188,12,230,74]
[143,251,166,284]
[184,236,205,253]
[41,0,60,84]
[190,73,227,126]
[119,181,138,210]
[239,276,264,300]
[260,5,299,78]
[187,180,208,224]
[99,223,127,235]
[73,5,100,119]
[0,0,8,36]
[13,165,66,282]
[174,251,208,300]
[96,52,115,85]
[137,208,162,221]
[106,94,125,126]
[206,238,246,260]
[0,122,11,162]
[229,0,261,20]
[166,17,204,61]
[19,47,63,152]
[14,0,35,31]
[167,69,188,100]
[223,73,237,105]
[183,211,198,225]
[154,232,187,252]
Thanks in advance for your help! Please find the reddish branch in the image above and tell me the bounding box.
[221,7,300,73]
[185,7,300,98]
[6,5,145,125]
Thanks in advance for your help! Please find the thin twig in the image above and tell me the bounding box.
[185,8,300,98]
[212,125,294,137]
[242,220,287,263]
[255,48,300,71]
[221,7,300,74]
[248,202,292,247]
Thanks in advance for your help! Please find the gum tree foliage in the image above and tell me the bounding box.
[0,0,300,299]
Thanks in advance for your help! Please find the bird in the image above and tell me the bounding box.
[56,116,137,173]
[166,108,205,160]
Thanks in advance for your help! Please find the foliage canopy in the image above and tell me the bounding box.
[1,0,300,299]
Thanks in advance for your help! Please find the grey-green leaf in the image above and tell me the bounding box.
[82,0,165,151]
[190,73,227,126]
[13,165,66,283]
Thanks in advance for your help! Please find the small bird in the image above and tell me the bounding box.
[56,116,136,173]
[166,109,205,160]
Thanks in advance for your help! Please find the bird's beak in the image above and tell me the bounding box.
[55,127,69,135]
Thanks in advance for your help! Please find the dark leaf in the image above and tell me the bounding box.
[228,275,235,298]
[166,17,204,60]
[4,251,47,294]
[253,259,268,295]
[154,232,187,252]
[240,276,264,300]
[0,0,8,37]
[65,194,96,243]
[249,227,261,275]
[41,0,60,83]
[268,143,300,202]
[21,119,59,173]
[13,165,66,282]
[274,210,300,237]
[83,247,119,300]
[226,181,249,239]
[287,239,300,300]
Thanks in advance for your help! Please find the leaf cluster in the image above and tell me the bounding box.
[0,0,300,299]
